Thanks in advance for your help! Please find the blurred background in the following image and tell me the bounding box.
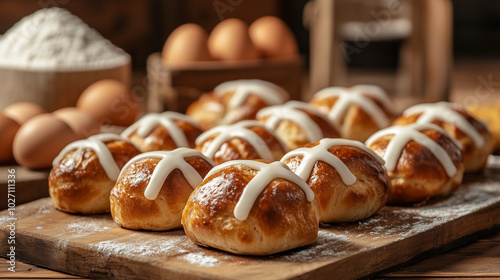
[0,0,499,105]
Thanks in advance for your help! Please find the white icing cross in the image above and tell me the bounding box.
[204,160,315,220]
[313,85,395,129]
[195,120,275,160]
[365,123,462,177]
[121,112,200,148]
[403,102,485,147]
[257,101,330,142]
[281,138,384,185]
[214,79,288,108]
[118,148,215,200]
[53,133,131,181]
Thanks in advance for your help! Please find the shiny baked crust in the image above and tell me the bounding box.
[195,124,288,165]
[282,142,391,223]
[186,91,279,131]
[367,129,464,205]
[309,95,395,142]
[257,109,340,150]
[181,160,319,255]
[125,119,203,152]
[48,140,140,214]
[110,156,214,231]
[393,109,493,173]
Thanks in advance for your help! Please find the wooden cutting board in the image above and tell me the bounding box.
[1,156,500,280]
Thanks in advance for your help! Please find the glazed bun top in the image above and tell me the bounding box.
[52,133,139,181]
[257,101,341,149]
[195,120,287,164]
[213,79,289,110]
[118,148,215,200]
[397,102,489,148]
[310,85,396,129]
[365,123,463,177]
[281,138,385,184]
[186,79,290,130]
[201,160,315,220]
[121,112,202,151]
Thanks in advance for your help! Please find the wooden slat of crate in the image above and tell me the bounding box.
[147,53,303,113]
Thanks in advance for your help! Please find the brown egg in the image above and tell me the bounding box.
[162,23,212,65]
[208,18,260,61]
[0,114,21,162]
[2,102,46,125]
[53,107,100,138]
[76,80,139,127]
[249,16,298,58]
[13,113,79,169]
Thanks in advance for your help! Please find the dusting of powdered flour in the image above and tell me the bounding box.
[66,218,112,238]
[282,230,354,262]
[347,180,500,242]
[90,234,188,257]
[183,253,221,267]
[88,233,224,267]
[0,7,129,70]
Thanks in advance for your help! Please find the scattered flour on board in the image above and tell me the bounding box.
[0,7,129,70]
[352,180,500,241]
[282,230,353,262]
[183,253,220,267]
[0,215,12,225]
[36,203,54,215]
[89,235,188,257]
[67,219,111,238]
[56,238,69,250]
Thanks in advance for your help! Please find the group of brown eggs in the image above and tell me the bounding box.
[162,16,298,64]
[0,80,139,169]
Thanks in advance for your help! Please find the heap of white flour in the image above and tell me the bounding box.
[0,7,130,71]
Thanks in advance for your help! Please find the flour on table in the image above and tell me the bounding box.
[89,235,188,257]
[351,179,500,241]
[67,219,111,238]
[283,230,354,262]
[183,253,220,267]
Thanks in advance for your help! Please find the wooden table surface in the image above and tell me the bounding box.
[0,229,499,279]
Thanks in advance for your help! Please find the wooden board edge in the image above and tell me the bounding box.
[297,201,500,280]
[370,227,500,279]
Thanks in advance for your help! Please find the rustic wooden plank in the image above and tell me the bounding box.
[381,231,500,278]
[0,165,49,210]
[0,260,87,279]
[0,157,499,280]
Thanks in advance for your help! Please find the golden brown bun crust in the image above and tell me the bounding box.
[195,125,287,165]
[186,91,276,131]
[258,109,341,150]
[182,161,319,255]
[467,102,500,153]
[283,143,391,223]
[49,140,140,214]
[367,129,464,205]
[393,110,493,172]
[126,120,203,152]
[110,156,213,231]
[309,95,394,142]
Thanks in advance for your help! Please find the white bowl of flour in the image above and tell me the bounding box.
[0,7,131,111]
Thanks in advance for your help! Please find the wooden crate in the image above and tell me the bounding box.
[146,53,303,113]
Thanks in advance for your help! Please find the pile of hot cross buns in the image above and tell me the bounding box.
[48,80,493,255]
